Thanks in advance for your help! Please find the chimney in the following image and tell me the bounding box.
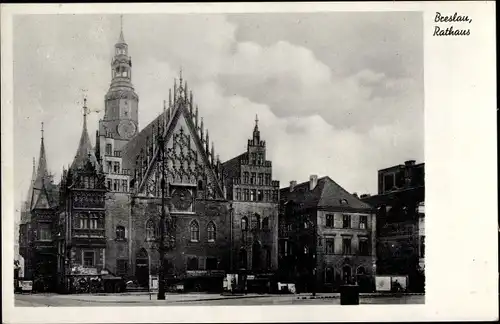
[353,192,358,198]
[404,160,416,166]
[309,175,318,190]
[290,180,297,192]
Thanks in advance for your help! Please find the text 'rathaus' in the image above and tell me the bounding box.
[18,23,425,295]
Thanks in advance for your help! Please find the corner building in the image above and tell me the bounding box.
[222,117,280,290]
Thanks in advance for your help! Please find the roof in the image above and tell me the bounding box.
[362,185,425,207]
[280,176,372,212]
[31,135,51,209]
[71,113,95,170]
[121,109,168,171]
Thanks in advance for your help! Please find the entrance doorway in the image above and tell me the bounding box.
[135,248,149,288]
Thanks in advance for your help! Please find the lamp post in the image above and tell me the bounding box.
[157,133,166,300]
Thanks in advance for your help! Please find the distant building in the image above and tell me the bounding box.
[279,176,376,293]
[362,160,425,292]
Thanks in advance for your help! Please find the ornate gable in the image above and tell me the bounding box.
[134,78,225,200]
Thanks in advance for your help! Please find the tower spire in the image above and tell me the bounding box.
[118,14,125,44]
[253,113,260,143]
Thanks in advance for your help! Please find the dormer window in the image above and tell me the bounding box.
[340,199,348,205]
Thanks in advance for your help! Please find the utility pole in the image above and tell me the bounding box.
[157,134,166,300]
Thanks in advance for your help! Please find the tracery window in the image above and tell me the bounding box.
[207,222,216,242]
[190,220,200,242]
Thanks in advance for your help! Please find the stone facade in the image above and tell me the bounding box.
[279,176,376,293]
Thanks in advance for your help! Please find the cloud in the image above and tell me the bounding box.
[12,13,423,214]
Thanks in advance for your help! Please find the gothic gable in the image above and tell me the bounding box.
[136,102,224,200]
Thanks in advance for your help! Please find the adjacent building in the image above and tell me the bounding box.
[362,160,425,292]
[278,176,376,293]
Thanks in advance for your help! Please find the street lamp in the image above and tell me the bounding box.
[155,128,176,300]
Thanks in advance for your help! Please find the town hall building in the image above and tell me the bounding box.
[18,23,280,293]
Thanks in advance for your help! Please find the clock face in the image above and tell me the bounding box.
[171,188,193,211]
[117,120,137,139]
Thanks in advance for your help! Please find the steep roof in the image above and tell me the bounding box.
[31,129,51,209]
[71,107,96,171]
[280,176,372,212]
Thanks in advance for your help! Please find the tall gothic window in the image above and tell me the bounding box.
[146,220,155,241]
[243,172,249,184]
[262,217,270,231]
[116,226,126,240]
[241,217,248,231]
[258,173,263,185]
[251,172,256,184]
[207,222,216,242]
[190,220,200,242]
[253,214,261,230]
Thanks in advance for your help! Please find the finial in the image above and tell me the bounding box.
[173,79,177,102]
[120,14,123,34]
[189,91,193,114]
[169,89,172,107]
[200,117,204,132]
[195,104,199,127]
[179,66,183,84]
[255,114,259,126]
[163,100,166,112]
[41,122,44,139]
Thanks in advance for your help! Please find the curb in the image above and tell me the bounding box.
[298,293,425,300]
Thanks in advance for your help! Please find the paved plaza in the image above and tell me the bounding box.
[15,292,424,307]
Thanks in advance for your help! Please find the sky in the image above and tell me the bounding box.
[12,12,423,214]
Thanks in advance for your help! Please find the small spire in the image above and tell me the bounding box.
[189,91,193,114]
[255,114,259,128]
[195,105,199,127]
[118,14,125,44]
[179,67,183,85]
[169,89,172,107]
[163,100,166,113]
[41,122,44,140]
[211,142,215,162]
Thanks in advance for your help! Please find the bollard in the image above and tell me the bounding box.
[340,284,360,305]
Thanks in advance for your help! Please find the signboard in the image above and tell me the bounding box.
[375,276,391,292]
[71,266,98,276]
[186,270,208,277]
[19,280,33,291]
[391,276,408,291]
[149,275,159,291]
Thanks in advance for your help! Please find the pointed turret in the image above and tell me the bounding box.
[31,122,52,209]
[253,114,260,143]
[71,98,94,170]
[117,15,126,44]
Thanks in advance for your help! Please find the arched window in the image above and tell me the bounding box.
[262,217,270,231]
[265,247,272,269]
[325,267,334,283]
[207,222,216,242]
[243,172,249,184]
[146,220,155,241]
[198,180,204,190]
[116,225,126,240]
[254,213,261,230]
[241,217,248,231]
[190,220,199,242]
[239,249,248,269]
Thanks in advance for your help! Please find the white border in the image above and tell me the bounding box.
[1,2,497,323]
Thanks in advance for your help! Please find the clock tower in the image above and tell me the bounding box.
[99,16,139,150]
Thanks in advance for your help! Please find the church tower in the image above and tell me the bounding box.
[99,16,139,151]
[97,16,137,193]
